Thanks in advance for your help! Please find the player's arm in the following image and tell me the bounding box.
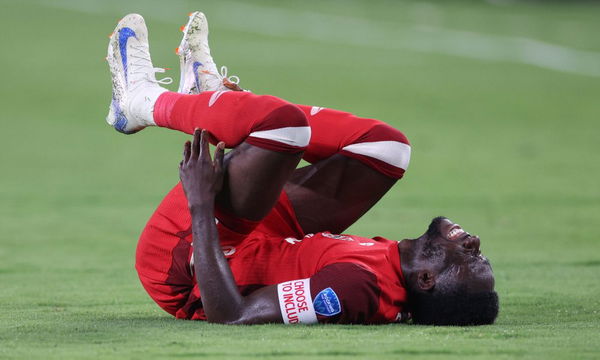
[179,130,394,324]
[179,129,282,324]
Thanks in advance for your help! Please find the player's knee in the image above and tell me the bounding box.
[366,122,410,145]
[341,121,411,178]
[248,104,311,152]
[272,103,310,129]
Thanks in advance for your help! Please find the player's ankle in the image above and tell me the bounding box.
[128,86,169,127]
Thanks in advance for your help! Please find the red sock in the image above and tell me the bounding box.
[154,91,310,153]
[297,105,411,179]
[153,91,410,178]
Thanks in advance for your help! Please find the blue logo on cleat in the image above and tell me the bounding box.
[118,27,137,81]
[313,288,341,317]
[111,98,128,133]
[193,61,203,91]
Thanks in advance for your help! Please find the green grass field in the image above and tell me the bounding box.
[1,0,599,358]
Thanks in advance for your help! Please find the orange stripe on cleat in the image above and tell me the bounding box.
[175,47,180,54]
[188,12,193,16]
[180,25,185,32]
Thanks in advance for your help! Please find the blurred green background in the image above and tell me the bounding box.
[1,0,599,359]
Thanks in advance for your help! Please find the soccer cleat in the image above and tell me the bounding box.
[177,11,241,95]
[106,14,172,134]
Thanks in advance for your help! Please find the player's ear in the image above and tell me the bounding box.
[416,270,436,291]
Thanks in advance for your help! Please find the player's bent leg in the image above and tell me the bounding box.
[285,106,411,234]
[297,106,410,178]
[153,91,310,151]
[286,155,396,234]
[154,91,310,221]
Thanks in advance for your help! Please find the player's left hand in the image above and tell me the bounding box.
[179,129,225,209]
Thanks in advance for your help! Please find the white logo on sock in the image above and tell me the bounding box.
[310,106,325,116]
[208,91,226,107]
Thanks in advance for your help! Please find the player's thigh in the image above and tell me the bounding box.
[285,154,396,234]
[217,142,303,222]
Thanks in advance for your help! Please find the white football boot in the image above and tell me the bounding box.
[177,11,241,95]
[106,14,172,134]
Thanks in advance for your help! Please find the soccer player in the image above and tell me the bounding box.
[106,12,498,325]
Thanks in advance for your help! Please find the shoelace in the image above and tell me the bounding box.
[129,42,173,86]
[180,43,241,89]
[219,66,239,85]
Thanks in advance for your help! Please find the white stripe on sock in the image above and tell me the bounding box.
[249,126,311,147]
[342,141,411,170]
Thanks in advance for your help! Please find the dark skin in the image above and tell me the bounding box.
[180,130,283,324]
[180,129,494,324]
[398,217,494,296]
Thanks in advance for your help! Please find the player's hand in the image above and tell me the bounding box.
[179,129,225,209]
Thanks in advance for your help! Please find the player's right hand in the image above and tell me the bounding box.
[179,129,225,209]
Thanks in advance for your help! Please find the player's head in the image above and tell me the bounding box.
[399,216,498,326]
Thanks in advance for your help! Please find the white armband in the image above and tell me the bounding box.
[277,278,318,324]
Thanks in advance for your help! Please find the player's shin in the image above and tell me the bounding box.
[153,91,311,153]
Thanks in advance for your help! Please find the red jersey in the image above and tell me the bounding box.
[136,183,407,324]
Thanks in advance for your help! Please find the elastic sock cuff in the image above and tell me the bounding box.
[154,92,186,127]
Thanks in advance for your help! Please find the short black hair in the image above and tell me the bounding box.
[410,287,499,326]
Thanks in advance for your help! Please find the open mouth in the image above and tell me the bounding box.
[447,224,466,240]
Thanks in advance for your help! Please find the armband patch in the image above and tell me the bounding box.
[277,278,317,324]
[313,287,341,317]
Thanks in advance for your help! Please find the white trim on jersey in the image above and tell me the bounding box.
[342,140,411,170]
[249,126,311,148]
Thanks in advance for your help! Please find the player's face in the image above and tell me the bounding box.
[420,217,495,292]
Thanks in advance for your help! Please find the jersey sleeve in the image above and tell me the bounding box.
[276,262,381,324]
[310,263,381,324]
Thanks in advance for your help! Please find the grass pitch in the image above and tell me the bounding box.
[1,0,599,359]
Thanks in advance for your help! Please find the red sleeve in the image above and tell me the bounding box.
[310,263,381,324]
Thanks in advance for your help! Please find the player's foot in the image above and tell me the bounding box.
[106,14,173,134]
[177,11,242,95]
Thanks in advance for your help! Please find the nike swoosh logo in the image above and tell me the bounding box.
[192,61,203,91]
[208,91,226,107]
[111,97,128,133]
[310,106,325,116]
[118,27,137,81]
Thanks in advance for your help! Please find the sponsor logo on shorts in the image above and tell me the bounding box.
[208,90,226,107]
[313,287,341,317]
[310,106,325,116]
[221,246,236,256]
[189,244,235,274]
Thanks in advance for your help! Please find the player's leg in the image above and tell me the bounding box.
[284,106,411,234]
[106,14,309,223]
[169,11,410,234]
[154,91,308,222]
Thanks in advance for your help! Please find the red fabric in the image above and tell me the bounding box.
[154,92,410,178]
[135,184,407,324]
[228,232,406,324]
[296,105,410,179]
[136,96,412,322]
[154,91,308,152]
